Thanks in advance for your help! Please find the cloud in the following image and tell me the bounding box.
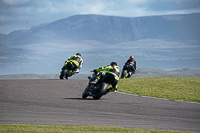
[1,0,29,6]
[147,0,200,11]
[0,0,200,34]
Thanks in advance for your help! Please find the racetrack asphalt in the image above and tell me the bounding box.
[0,79,200,132]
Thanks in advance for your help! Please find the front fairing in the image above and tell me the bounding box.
[86,72,102,93]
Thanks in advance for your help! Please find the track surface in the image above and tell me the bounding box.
[0,79,200,132]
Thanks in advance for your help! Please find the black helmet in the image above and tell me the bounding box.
[76,53,81,56]
[110,62,118,66]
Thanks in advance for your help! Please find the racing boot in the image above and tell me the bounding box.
[104,87,113,95]
[113,88,117,92]
[127,72,132,78]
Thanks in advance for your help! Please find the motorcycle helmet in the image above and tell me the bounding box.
[76,53,81,56]
[129,56,134,59]
[110,62,118,66]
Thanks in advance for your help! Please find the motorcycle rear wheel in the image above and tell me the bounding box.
[64,69,69,79]
[121,70,127,79]
[93,83,107,100]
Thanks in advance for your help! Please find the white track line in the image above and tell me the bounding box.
[116,91,200,105]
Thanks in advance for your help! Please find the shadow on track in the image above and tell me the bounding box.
[64,98,94,100]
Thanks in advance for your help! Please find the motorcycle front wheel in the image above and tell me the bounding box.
[82,86,89,99]
[59,71,64,79]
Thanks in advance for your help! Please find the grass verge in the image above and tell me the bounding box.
[118,77,200,103]
[0,124,195,133]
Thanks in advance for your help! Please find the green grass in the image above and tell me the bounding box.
[118,77,200,103]
[0,124,195,133]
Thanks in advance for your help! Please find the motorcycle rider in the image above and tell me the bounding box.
[123,56,137,78]
[63,53,83,74]
[94,62,120,92]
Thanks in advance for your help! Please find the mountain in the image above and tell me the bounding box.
[4,13,200,44]
[0,13,200,75]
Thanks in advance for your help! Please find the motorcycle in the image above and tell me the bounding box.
[120,62,135,79]
[59,61,75,79]
[82,70,111,100]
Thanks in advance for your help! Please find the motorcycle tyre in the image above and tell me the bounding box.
[64,69,69,79]
[121,70,127,79]
[93,83,107,100]
[120,70,124,79]
[82,87,89,99]
[59,71,64,79]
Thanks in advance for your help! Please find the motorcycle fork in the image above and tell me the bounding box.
[91,84,100,93]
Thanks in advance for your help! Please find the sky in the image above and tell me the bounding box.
[0,0,200,34]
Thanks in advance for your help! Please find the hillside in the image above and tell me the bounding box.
[3,13,200,44]
[0,68,199,79]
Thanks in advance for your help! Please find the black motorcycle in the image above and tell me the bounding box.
[120,62,135,79]
[59,61,75,79]
[82,70,111,100]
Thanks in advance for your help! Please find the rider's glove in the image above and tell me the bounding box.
[93,69,97,74]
